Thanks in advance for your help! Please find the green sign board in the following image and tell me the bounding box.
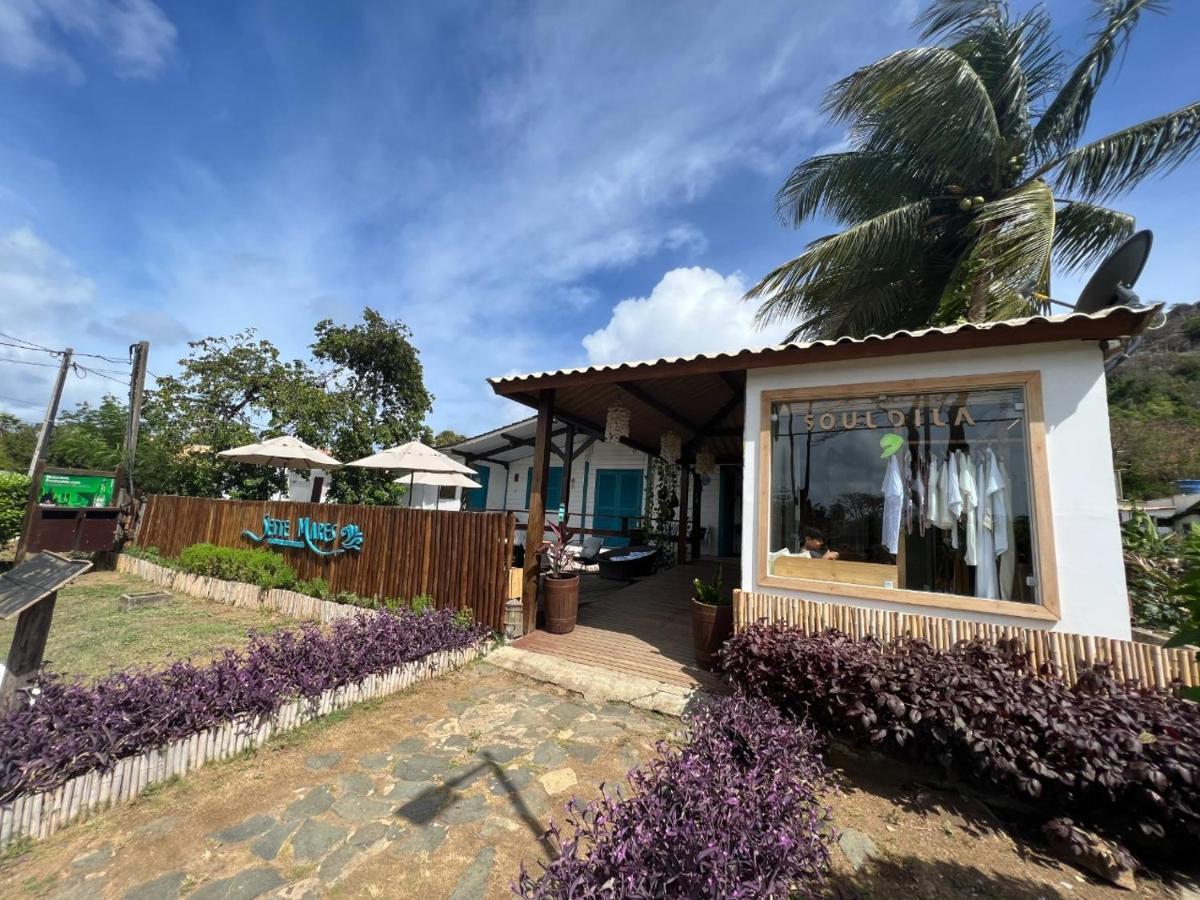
[39,472,116,508]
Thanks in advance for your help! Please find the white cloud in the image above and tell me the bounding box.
[0,0,176,80]
[582,266,790,365]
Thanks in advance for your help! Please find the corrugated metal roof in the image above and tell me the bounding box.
[489,305,1159,390]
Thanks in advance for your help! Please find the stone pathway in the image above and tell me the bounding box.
[0,662,673,900]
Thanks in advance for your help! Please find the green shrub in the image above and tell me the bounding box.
[1123,512,1200,630]
[296,577,330,599]
[452,607,474,630]
[124,545,174,567]
[177,543,298,591]
[0,471,30,547]
[409,594,435,614]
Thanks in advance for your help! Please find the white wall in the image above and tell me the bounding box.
[284,469,330,503]
[456,439,721,547]
[742,340,1130,640]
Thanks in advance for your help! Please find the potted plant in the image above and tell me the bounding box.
[692,565,731,671]
[541,519,580,634]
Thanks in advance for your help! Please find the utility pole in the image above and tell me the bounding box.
[15,349,72,563]
[125,341,149,498]
[26,349,72,479]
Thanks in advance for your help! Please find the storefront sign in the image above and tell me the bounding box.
[242,516,364,557]
[801,407,976,432]
[39,472,116,508]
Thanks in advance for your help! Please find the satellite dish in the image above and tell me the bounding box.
[1074,230,1153,314]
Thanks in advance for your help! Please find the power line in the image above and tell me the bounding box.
[0,331,131,365]
[0,394,43,408]
[0,332,55,353]
[0,355,63,369]
[73,365,130,387]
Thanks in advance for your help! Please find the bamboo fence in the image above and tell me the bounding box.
[734,590,1200,691]
[133,494,517,630]
[0,642,489,850]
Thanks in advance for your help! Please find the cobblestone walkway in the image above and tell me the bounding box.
[0,662,673,900]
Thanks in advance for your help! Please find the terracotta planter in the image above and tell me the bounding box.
[692,599,733,671]
[543,574,580,634]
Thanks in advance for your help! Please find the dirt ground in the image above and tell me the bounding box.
[0,659,1193,899]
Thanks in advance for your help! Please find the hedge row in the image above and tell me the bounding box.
[0,608,489,802]
[722,624,1200,858]
[126,543,436,613]
[514,693,834,899]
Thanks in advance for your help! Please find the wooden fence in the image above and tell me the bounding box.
[0,642,488,849]
[134,495,516,631]
[735,590,1200,692]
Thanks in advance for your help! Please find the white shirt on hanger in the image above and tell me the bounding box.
[958,451,978,566]
[975,454,1002,599]
[946,451,962,548]
[881,453,904,555]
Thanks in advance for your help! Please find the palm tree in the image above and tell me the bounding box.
[748,0,1200,341]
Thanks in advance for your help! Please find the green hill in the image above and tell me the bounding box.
[1108,302,1200,499]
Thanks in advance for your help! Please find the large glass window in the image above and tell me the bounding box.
[765,383,1041,606]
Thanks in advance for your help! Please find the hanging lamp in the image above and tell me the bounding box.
[695,447,717,478]
[660,431,681,464]
[605,404,630,443]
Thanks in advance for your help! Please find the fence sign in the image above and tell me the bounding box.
[242,515,364,557]
[39,471,115,508]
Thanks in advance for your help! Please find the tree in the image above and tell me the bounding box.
[433,429,467,448]
[749,0,1200,340]
[312,309,434,504]
[0,413,36,473]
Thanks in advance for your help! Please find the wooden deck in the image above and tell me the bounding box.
[514,559,737,691]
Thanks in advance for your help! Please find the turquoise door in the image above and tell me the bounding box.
[592,469,643,547]
[526,466,563,515]
[466,465,490,511]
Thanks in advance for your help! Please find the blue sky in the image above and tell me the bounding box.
[0,0,1197,434]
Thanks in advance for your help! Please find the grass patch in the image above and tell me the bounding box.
[0,572,295,681]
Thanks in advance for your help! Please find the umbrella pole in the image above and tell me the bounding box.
[409,471,415,509]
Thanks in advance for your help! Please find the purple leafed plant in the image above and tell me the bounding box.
[0,609,488,803]
[514,693,834,899]
[722,624,1200,858]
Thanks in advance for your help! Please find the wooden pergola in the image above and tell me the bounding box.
[488,306,1155,633]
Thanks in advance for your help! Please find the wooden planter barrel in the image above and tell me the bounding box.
[543,574,580,634]
[692,600,733,671]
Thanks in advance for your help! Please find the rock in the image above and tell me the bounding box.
[1043,819,1137,891]
[189,867,284,900]
[540,768,577,796]
[438,794,489,826]
[250,822,298,861]
[395,785,451,824]
[508,709,546,729]
[477,744,523,765]
[488,766,533,795]
[838,828,880,871]
[390,824,448,858]
[123,870,187,900]
[386,779,433,802]
[443,762,489,790]
[290,819,348,862]
[532,741,568,768]
[70,846,113,871]
[449,847,496,900]
[394,753,448,781]
[304,753,341,772]
[564,742,601,764]
[548,702,587,726]
[391,736,427,755]
[348,822,389,847]
[439,735,472,752]
[331,794,394,822]
[571,718,623,740]
[336,772,375,796]
[445,699,470,716]
[135,816,178,838]
[318,844,361,884]
[281,787,334,822]
[357,753,392,771]
[210,814,275,844]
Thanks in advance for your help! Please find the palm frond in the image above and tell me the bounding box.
[917,0,1003,40]
[1041,102,1200,201]
[937,179,1055,320]
[825,47,1002,184]
[775,151,935,227]
[1052,200,1135,272]
[1031,0,1167,161]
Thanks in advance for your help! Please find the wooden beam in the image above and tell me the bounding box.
[560,425,575,521]
[571,436,596,461]
[677,464,690,566]
[523,390,555,634]
[509,397,661,460]
[0,591,57,710]
[617,381,701,435]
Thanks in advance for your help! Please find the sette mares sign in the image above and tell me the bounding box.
[242,515,364,557]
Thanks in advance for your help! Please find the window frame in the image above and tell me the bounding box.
[756,370,1060,621]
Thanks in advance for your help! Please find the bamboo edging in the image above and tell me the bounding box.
[0,640,490,850]
[734,590,1200,692]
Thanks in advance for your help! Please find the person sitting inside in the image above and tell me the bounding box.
[797,526,839,560]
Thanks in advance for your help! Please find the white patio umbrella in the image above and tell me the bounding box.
[347,441,476,507]
[217,435,341,470]
[393,470,481,509]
